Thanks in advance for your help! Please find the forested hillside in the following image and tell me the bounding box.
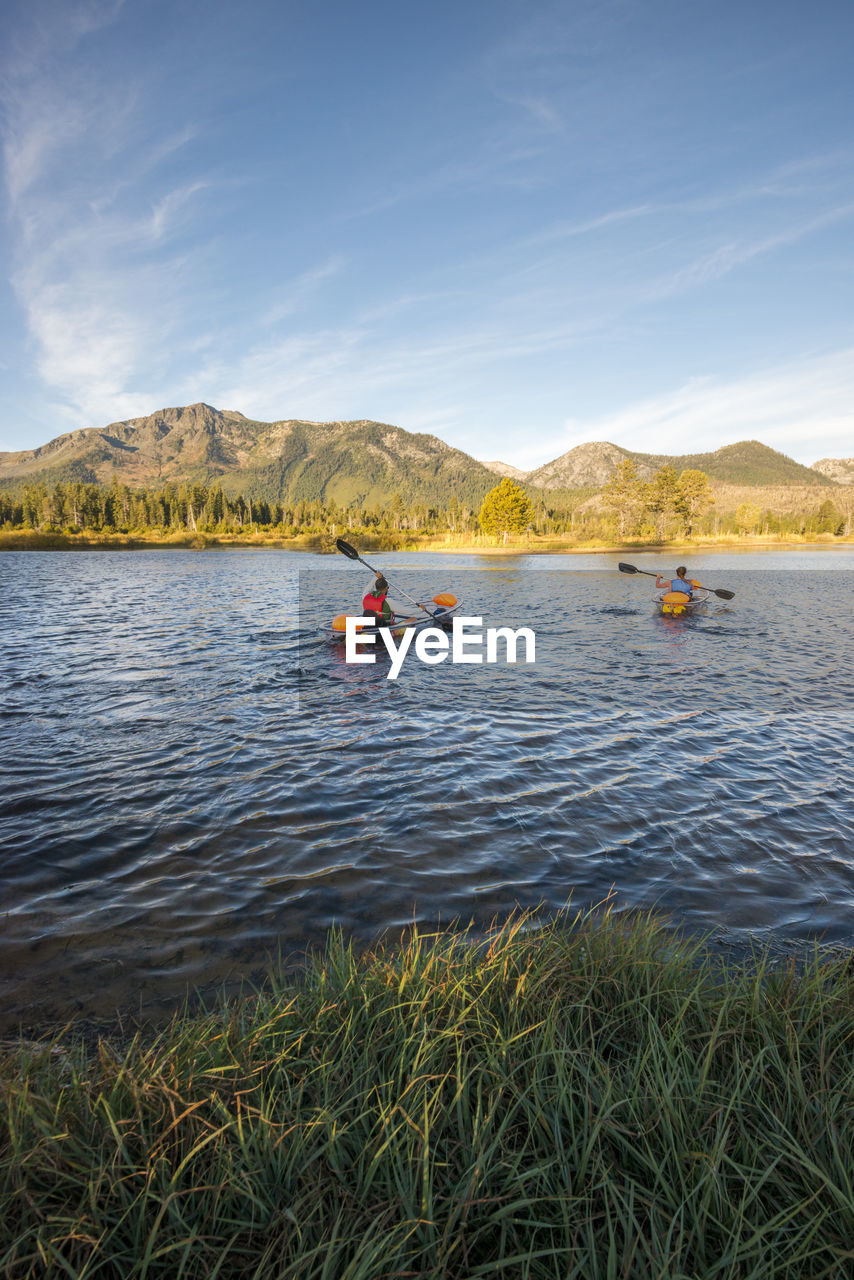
[1,404,844,505]
[0,404,500,508]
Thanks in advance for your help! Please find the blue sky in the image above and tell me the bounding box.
[1,0,853,466]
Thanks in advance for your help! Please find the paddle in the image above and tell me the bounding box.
[617,562,735,600]
[335,538,441,619]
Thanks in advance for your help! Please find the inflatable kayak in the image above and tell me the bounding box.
[655,588,710,617]
[327,596,461,642]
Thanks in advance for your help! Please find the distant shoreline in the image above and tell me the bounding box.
[0,529,852,553]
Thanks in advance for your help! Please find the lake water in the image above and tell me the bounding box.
[2,547,853,1032]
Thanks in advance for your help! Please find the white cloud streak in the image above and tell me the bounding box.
[0,1,214,427]
[1,1,127,203]
[650,202,854,298]
[261,256,348,326]
[550,350,854,466]
[2,1,853,466]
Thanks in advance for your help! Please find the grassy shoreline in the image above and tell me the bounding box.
[3,909,853,1278]
[1,528,852,553]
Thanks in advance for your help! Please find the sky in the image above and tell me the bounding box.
[1,0,853,468]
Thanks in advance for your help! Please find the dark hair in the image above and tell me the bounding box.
[374,576,388,594]
[676,566,687,576]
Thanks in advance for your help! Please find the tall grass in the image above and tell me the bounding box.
[2,908,853,1278]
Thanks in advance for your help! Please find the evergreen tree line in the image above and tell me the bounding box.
[599,461,851,539]
[0,479,483,536]
[0,473,849,540]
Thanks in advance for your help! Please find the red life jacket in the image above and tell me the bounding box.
[362,591,388,615]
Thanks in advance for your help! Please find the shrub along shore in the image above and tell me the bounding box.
[2,909,853,1278]
[1,527,852,553]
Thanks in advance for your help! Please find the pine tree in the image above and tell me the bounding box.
[675,470,714,535]
[479,479,534,543]
[815,499,843,535]
[646,466,680,540]
[735,502,761,534]
[601,460,646,539]
[389,492,404,531]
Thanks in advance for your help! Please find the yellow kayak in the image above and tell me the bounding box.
[655,588,710,617]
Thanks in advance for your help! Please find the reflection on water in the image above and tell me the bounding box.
[1,548,853,1031]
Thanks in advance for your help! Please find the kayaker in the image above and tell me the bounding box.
[655,566,694,597]
[362,574,393,624]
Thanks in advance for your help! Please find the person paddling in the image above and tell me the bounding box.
[655,565,694,597]
[362,574,394,624]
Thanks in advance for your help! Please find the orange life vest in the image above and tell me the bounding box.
[362,591,388,616]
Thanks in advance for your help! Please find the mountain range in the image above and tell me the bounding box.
[0,403,849,505]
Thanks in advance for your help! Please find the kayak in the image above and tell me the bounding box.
[655,588,710,617]
[327,601,462,642]
[619,562,735,612]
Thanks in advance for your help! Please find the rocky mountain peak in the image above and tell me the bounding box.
[811,457,854,484]
[526,442,638,489]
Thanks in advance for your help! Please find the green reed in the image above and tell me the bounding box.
[2,907,853,1279]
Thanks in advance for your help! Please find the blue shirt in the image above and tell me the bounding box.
[671,576,693,595]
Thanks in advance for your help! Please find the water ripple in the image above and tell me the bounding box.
[1,548,853,1030]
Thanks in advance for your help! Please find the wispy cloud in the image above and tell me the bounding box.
[8,181,210,427]
[194,300,610,430]
[3,0,853,466]
[0,2,216,427]
[148,181,209,240]
[650,202,854,298]
[261,256,347,326]
[550,349,854,465]
[519,205,657,248]
[492,90,563,131]
[27,297,148,426]
[1,1,128,203]
[341,144,547,221]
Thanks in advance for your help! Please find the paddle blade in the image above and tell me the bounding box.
[433,592,457,607]
[714,588,735,600]
[618,562,638,574]
[336,538,359,560]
